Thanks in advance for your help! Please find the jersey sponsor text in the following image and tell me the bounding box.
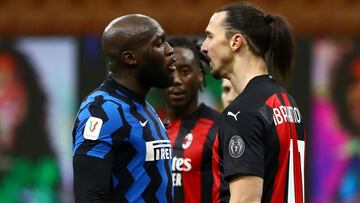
[145,140,172,161]
[172,156,192,187]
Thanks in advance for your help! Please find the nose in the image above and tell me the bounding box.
[201,38,208,53]
[172,70,182,85]
[165,41,174,56]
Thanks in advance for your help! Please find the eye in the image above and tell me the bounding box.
[222,86,230,93]
[206,32,213,39]
[180,67,190,76]
[156,37,165,47]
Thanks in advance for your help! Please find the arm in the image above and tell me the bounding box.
[229,176,263,203]
[73,155,113,203]
[220,110,265,202]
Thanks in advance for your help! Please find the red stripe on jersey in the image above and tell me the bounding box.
[266,93,305,203]
[282,93,304,203]
[182,118,214,203]
[167,120,181,146]
[265,94,289,203]
[212,133,220,203]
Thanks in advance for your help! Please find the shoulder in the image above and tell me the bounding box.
[75,90,133,128]
[199,104,221,121]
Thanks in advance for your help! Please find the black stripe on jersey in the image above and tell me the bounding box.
[218,135,230,203]
[76,96,110,156]
[141,104,173,202]
[118,97,165,203]
[101,85,165,202]
[142,104,165,140]
[173,125,188,203]
[277,92,286,106]
[165,159,172,203]
[201,122,218,203]
[198,104,221,121]
[287,95,305,141]
[142,161,161,203]
[173,116,199,203]
[110,106,134,203]
[72,118,80,145]
[117,98,164,203]
[284,156,290,203]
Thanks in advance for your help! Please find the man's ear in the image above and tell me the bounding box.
[230,33,244,51]
[122,51,137,65]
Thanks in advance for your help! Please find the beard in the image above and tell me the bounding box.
[138,54,173,89]
[210,61,222,80]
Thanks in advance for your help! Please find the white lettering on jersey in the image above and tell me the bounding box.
[83,117,103,140]
[171,156,193,187]
[172,156,192,172]
[273,106,301,125]
[172,173,182,186]
[145,140,172,161]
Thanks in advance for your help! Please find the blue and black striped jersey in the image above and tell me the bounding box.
[72,78,173,203]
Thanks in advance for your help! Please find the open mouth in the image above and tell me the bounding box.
[168,89,185,100]
[168,58,176,71]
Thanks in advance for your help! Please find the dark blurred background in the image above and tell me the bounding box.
[0,0,360,203]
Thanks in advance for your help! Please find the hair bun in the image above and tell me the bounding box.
[264,15,274,24]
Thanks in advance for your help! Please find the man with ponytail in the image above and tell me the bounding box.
[201,2,307,203]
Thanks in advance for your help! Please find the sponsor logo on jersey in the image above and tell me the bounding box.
[182,133,193,149]
[229,135,245,158]
[172,156,192,186]
[227,111,240,121]
[83,117,103,140]
[272,105,301,126]
[139,120,148,127]
[145,140,172,161]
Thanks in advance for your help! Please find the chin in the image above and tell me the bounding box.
[168,102,186,109]
[154,78,172,88]
[211,69,222,80]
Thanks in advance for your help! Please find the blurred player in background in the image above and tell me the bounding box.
[221,79,238,109]
[163,37,220,203]
[0,41,58,203]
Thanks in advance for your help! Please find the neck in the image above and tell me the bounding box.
[167,99,199,120]
[109,71,149,96]
[228,52,268,94]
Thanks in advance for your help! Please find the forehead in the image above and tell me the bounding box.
[173,47,195,64]
[147,21,165,40]
[206,12,227,34]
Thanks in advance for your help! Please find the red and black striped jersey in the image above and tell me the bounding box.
[212,133,230,203]
[219,75,307,203]
[165,104,220,203]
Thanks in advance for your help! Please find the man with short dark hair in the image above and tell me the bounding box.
[72,14,176,203]
[163,37,220,203]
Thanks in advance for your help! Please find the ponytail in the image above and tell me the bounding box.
[267,15,295,81]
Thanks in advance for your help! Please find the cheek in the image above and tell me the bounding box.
[184,78,200,94]
[209,40,231,61]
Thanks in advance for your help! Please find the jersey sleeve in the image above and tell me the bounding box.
[73,100,126,160]
[221,111,265,182]
[73,155,113,203]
